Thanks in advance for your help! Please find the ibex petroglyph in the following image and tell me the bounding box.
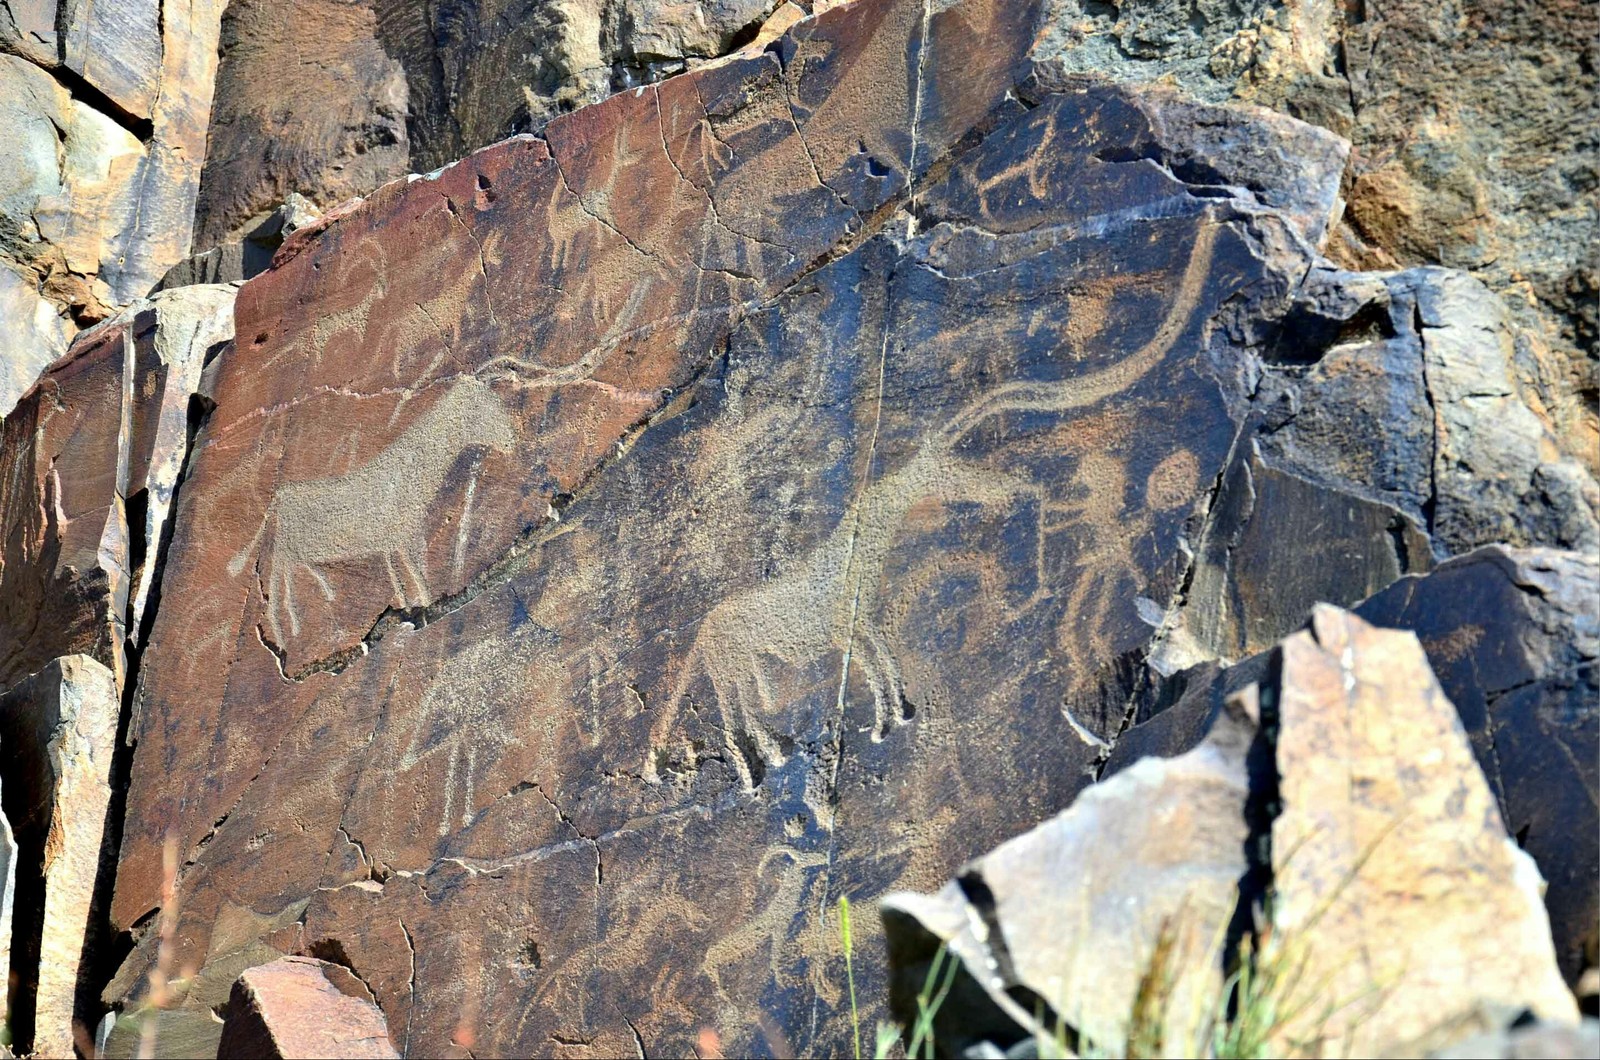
[229,375,517,643]
[647,222,1221,787]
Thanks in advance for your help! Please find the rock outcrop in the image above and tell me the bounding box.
[1035,0,1600,470]
[0,0,227,415]
[0,0,1592,1055]
[191,0,798,246]
[0,655,120,1060]
[883,607,1579,1057]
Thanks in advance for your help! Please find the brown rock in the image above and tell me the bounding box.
[1270,606,1578,1054]
[0,655,119,1059]
[217,956,399,1059]
[107,54,1366,1058]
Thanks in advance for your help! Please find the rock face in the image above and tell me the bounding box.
[73,2,1594,1054]
[0,655,120,1059]
[883,607,1578,1057]
[0,0,1590,1054]
[192,0,796,245]
[0,0,227,414]
[1034,0,1600,469]
[217,956,400,1059]
[0,284,239,693]
[1271,607,1577,1054]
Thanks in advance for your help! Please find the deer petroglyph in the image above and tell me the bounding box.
[229,375,517,644]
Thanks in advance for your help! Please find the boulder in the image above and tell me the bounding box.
[881,693,1262,1056]
[216,956,399,1060]
[1269,606,1578,1054]
[0,655,120,1059]
[883,607,1580,1056]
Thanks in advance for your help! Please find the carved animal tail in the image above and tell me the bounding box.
[226,506,271,578]
[935,221,1222,448]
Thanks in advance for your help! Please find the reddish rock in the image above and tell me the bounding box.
[217,956,399,1059]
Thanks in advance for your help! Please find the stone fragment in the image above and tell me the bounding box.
[0,323,134,691]
[0,655,120,1059]
[1269,606,1578,1055]
[881,693,1261,1056]
[1354,546,1600,985]
[0,261,72,417]
[216,956,399,1060]
[155,195,323,293]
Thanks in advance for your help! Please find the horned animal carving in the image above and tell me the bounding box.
[647,222,1221,788]
[229,376,517,643]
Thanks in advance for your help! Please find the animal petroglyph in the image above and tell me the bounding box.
[646,223,1222,788]
[229,376,517,644]
[396,636,537,836]
[647,449,1043,788]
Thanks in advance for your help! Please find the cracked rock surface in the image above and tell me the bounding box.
[0,0,1594,1056]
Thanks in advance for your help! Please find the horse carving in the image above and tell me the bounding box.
[228,375,518,644]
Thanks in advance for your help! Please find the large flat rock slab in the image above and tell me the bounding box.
[107,40,1367,1051]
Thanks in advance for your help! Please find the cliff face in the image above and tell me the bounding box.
[0,0,227,414]
[0,0,1595,1057]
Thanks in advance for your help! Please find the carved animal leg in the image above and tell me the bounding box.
[859,622,907,741]
[306,563,336,601]
[280,562,302,639]
[383,554,408,607]
[397,550,430,606]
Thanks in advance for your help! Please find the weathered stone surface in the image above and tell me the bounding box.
[1355,546,1600,986]
[0,655,119,1059]
[1270,606,1578,1054]
[0,260,73,417]
[1034,0,1600,469]
[1112,544,1600,991]
[0,284,238,694]
[1427,1018,1600,1060]
[192,0,794,243]
[0,322,134,692]
[192,1,410,251]
[108,13,1381,1051]
[881,693,1260,1056]
[0,782,14,1024]
[0,0,226,411]
[216,956,400,1059]
[156,195,323,294]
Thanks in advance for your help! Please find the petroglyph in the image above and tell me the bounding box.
[646,222,1222,787]
[648,449,1042,788]
[396,636,539,836]
[229,376,516,644]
